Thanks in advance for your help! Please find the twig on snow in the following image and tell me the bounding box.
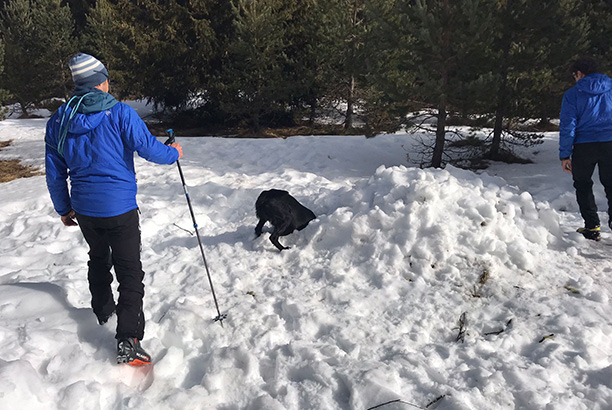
[173,223,194,235]
[456,312,468,343]
[366,394,447,410]
[472,268,490,298]
[564,284,580,294]
[425,395,446,408]
[484,319,513,336]
[366,399,424,410]
[539,334,555,343]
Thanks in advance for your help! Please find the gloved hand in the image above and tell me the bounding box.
[61,210,78,226]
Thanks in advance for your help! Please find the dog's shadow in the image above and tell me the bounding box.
[2,282,116,359]
[205,222,317,252]
[155,224,280,253]
[200,225,255,248]
[202,224,309,251]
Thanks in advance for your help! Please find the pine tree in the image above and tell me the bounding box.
[402,0,493,167]
[0,40,11,119]
[31,0,79,99]
[0,0,77,115]
[338,0,368,131]
[1,0,38,114]
[586,0,612,72]
[65,0,93,34]
[357,0,418,137]
[86,0,215,108]
[485,0,546,159]
[281,0,337,125]
[316,0,371,131]
[215,0,292,132]
[510,0,589,126]
[83,0,136,99]
[131,0,215,108]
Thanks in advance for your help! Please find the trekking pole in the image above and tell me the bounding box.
[165,129,227,326]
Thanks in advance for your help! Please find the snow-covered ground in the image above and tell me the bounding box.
[0,108,611,410]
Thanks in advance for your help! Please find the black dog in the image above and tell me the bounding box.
[255,189,316,251]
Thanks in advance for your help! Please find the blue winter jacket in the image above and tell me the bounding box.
[45,91,179,217]
[559,73,612,159]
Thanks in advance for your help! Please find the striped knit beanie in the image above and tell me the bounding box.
[69,53,109,88]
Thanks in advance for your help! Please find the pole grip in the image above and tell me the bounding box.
[164,128,175,145]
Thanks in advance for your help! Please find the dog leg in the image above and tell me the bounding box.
[270,233,290,251]
[270,221,291,251]
[255,219,266,237]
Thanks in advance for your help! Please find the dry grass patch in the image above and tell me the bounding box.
[0,139,44,183]
[235,124,346,139]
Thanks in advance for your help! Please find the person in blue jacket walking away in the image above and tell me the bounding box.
[45,53,183,365]
[559,57,612,242]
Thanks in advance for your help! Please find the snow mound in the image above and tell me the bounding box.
[306,165,562,279]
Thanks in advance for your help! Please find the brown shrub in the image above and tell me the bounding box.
[0,140,44,182]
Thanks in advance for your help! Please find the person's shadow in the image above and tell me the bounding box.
[4,282,116,362]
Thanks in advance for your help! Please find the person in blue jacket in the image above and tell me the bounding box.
[559,56,612,242]
[45,53,183,365]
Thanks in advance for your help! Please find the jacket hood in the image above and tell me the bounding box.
[64,108,108,135]
[56,89,118,135]
[72,87,119,114]
[576,73,612,95]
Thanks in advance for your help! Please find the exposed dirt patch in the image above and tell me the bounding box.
[148,124,347,139]
[0,140,44,183]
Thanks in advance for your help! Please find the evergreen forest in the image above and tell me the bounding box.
[1,0,611,167]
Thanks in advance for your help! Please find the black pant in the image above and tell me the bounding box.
[572,142,612,228]
[75,209,145,340]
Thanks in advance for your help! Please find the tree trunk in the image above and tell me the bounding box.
[344,1,360,132]
[18,99,30,118]
[344,74,355,131]
[539,116,550,129]
[250,112,260,134]
[490,73,507,159]
[308,98,317,126]
[489,4,512,159]
[431,8,450,169]
[431,36,449,169]
[432,97,447,168]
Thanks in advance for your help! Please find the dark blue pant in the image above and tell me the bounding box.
[75,209,145,340]
[572,142,612,229]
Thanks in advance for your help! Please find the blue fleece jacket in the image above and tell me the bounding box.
[45,91,179,217]
[559,73,612,159]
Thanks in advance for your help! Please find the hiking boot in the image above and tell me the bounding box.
[117,338,151,366]
[97,306,116,326]
[577,226,601,241]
